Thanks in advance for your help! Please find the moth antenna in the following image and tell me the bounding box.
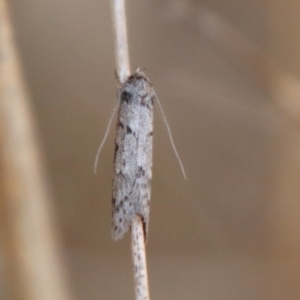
[156,95,187,180]
[94,101,119,173]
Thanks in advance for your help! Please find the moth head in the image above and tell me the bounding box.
[128,68,150,83]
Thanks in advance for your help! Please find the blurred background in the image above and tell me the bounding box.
[2,0,300,299]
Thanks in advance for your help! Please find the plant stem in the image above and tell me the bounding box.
[110,1,150,299]
[111,0,130,84]
[131,216,150,300]
[0,1,70,299]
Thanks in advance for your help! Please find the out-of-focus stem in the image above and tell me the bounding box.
[0,1,70,300]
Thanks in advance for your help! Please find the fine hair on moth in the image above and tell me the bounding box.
[94,69,186,240]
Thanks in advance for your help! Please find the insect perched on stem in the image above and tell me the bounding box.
[94,69,186,241]
[112,70,154,240]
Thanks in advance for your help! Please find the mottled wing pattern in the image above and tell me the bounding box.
[112,71,155,240]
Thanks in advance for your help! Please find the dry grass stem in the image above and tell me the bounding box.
[110,1,150,299]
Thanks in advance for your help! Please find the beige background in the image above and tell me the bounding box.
[4,0,300,299]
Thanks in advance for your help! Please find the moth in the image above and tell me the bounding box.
[94,69,186,241]
[112,70,154,240]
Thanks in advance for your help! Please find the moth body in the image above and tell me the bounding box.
[112,71,155,240]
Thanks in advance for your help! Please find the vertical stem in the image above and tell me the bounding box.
[131,216,150,300]
[0,1,70,300]
[110,1,150,299]
[111,0,130,83]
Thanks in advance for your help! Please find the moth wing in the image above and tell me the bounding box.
[111,74,153,240]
